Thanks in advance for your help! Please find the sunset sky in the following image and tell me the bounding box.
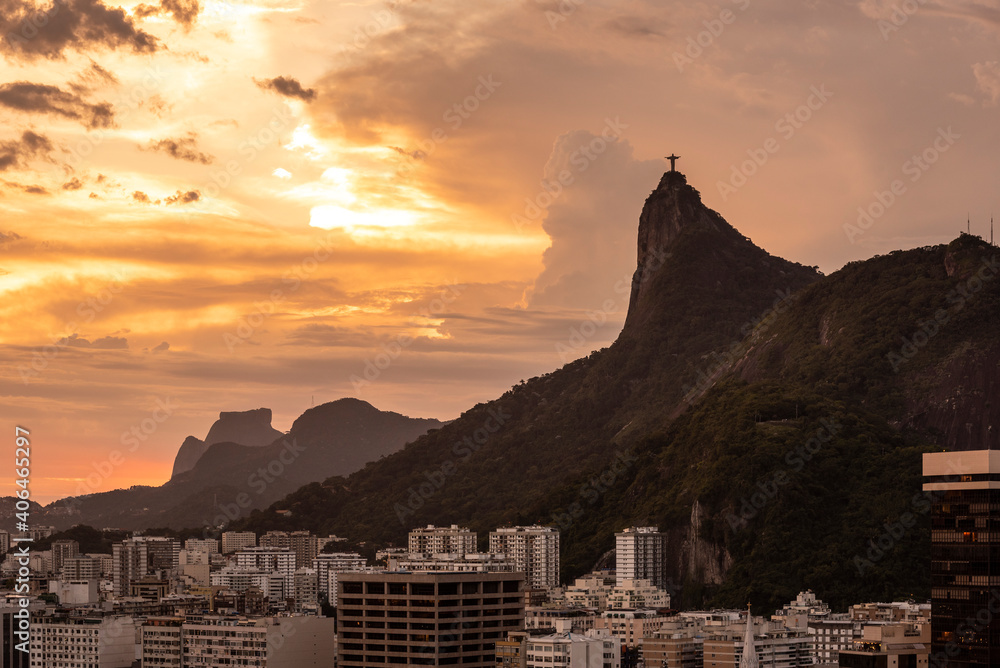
[1,0,998,504]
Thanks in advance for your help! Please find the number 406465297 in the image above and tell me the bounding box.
[14,426,30,504]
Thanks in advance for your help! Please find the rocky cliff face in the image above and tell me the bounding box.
[628,172,732,317]
[171,436,208,479]
[621,171,818,341]
[170,407,283,478]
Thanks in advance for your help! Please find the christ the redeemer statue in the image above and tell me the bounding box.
[666,154,680,172]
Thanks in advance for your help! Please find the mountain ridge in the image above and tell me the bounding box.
[231,173,1000,611]
[35,398,443,529]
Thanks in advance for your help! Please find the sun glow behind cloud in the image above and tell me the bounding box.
[308,204,419,232]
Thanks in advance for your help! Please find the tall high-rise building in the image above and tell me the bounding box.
[51,539,80,575]
[235,547,296,597]
[615,527,666,588]
[490,526,560,588]
[924,450,1000,667]
[294,567,319,612]
[259,531,318,568]
[290,532,318,569]
[408,524,477,555]
[1,601,43,668]
[337,571,525,667]
[112,537,180,597]
[312,552,368,602]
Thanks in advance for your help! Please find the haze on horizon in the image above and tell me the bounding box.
[1,0,997,504]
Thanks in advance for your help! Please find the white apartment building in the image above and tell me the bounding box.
[390,552,515,574]
[61,556,101,580]
[29,616,137,668]
[88,553,114,577]
[312,552,368,602]
[47,579,100,605]
[221,531,257,554]
[807,618,862,665]
[408,524,477,555]
[526,607,598,634]
[564,571,617,610]
[703,616,812,668]
[490,525,560,588]
[595,609,673,647]
[606,578,671,610]
[525,630,620,668]
[236,547,296,596]
[211,566,286,599]
[615,526,666,588]
[141,615,337,667]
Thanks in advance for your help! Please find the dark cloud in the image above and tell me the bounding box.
[134,0,199,27]
[164,189,200,205]
[57,333,128,349]
[0,130,54,171]
[2,179,50,194]
[131,190,151,203]
[0,0,158,61]
[0,230,22,242]
[0,82,114,129]
[62,177,83,189]
[254,76,317,101]
[603,16,667,38]
[151,341,169,353]
[145,132,214,164]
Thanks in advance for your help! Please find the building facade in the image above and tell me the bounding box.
[312,552,368,602]
[337,571,525,667]
[236,547,296,598]
[524,630,620,668]
[702,617,812,668]
[408,525,478,555]
[615,527,666,589]
[490,526,560,589]
[184,538,220,554]
[222,531,257,554]
[50,540,80,576]
[837,623,930,668]
[111,537,180,597]
[29,616,137,668]
[924,449,1000,668]
[390,552,515,575]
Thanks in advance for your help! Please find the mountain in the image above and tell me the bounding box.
[235,171,1000,611]
[39,398,443,530]
[171,408,283,478]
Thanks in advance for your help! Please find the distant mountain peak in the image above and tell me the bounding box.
[204,407,280,446]
[171,407,283,479]
[623,170,797,336]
